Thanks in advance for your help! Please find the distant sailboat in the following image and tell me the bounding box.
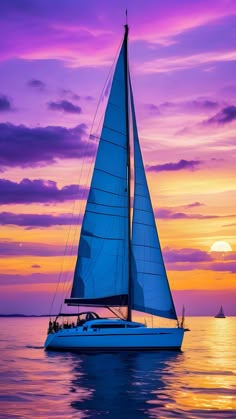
[180,305,190,331]
[44,24,185,351]
[215,306,226,318]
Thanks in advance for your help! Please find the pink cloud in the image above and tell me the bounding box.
[137,50,236,74]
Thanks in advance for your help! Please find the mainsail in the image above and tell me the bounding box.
[129,80,177,320]
[66,37,129,306]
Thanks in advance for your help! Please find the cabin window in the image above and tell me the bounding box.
[90,323,126,329]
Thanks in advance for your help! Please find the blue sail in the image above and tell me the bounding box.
[68,40,129,305]
[130,80,177,320]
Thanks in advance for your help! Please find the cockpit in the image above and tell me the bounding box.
[76,311,100,326]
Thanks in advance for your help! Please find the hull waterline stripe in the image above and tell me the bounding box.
[46,346,181,352]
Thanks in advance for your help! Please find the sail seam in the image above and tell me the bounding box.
[136,271,165,276]
[86,209,127,218]
[107,101,120,109]
[94,167,127,180]
[133,221,156,227]
[100,137,126,149]
[81,233,124,241]
[88,201,126,209]
[134,259,163,264]
[132,243,159,249]
[91,187,125,197]
[103,124,126,136]
[90,134,126,149]
[133,208,153,214]
[135,193,151,198]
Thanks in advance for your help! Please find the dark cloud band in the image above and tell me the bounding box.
[146,159,202,172]
[48,100,82,114]
[0,122,96,171]
[0,178,89,204]
[0,211,82,228]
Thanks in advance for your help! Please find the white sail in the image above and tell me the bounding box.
[130,80,177,320]
[68,39,129,306]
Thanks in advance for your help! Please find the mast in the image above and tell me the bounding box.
[124,23,132,321]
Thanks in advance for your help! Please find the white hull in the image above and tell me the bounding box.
[45,326,184,352]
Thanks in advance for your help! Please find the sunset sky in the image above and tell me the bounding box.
[0,0,236,316]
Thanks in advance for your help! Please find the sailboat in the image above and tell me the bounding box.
[215,306,226,318]
[44,24,185,351]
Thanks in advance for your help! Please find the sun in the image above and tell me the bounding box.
[210,241,232,252]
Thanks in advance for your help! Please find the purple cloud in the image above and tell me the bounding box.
[0,94,13,112]
[147,159,202,172]
[145,104,160,114]
[185,202,204,208]
[146,99,219,115]
[0,212,82,228]
[0,240,74,257]
[0,272,71,286]
[31,264,41,268]
[27,79,46,90]
[201,262,236,273]
[0,178,88,204]
[166,260,236,273]
[48,100,82,114]
[163,246,236,272]
[189,99,219,110]
[163,248,213,263]
[85,95,94,101]
[206,105,236,124]
[59,89,80,100]
[59,90,94,101]
[154,208,235,220]
[223,252,236,261]
[0,123,95,171]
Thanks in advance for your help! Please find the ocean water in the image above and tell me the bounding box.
[0,317,235,419]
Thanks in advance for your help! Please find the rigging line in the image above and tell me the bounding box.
[61,38,123,303]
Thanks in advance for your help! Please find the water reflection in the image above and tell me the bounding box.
[45,317,236,418]
[47,351,183,418]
